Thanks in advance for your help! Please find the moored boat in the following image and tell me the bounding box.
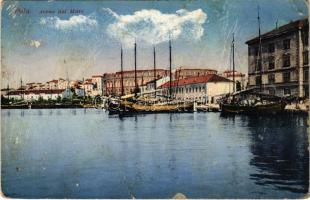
[220,101,286,115]
[119,100,194,116]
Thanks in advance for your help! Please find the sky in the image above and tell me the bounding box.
[1,0,308,88]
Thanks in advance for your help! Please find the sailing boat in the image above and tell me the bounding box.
[118,39,194,116]
[106,45,125,115]
[220,10,286,115]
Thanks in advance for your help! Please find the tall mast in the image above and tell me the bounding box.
[134,40,137,95]
[20,77,24,100]
[65,59,70,89]
[257,6,263,92]
[7,83,10,100]
[232,33,235,93]
[83,77,85,104]
[169,38,172,99]
[153,45,157,97]
[120,45,124,96]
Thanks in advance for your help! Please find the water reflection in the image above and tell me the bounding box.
[1,110,308,198]
[247,115,309,194]
[20,110,24,117]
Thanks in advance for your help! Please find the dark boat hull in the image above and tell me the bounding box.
[220,103,286,115]
[107,102,121,115]
[119,103,194,116]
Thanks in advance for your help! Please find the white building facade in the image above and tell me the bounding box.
[160,74,232,103]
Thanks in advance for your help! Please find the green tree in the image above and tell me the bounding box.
[38,96,44,103]
[56,95,61,102]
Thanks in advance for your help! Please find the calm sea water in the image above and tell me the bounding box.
[1,109,309,198]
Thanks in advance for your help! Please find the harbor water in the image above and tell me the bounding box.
[1,109,309,198]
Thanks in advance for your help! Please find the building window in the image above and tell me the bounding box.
[255,58,262,71]
[268,74,275,84]
[284,88,291,95]
[268,43,275,53]
[283,39,290,50]
[268,56,275,69]
[303,34,308,46]
[282,54,290,67]
[304,69,309,82]
[252,46,259,55]
[303,51,308,65]
[283,72,290,82]
[255,76,261,85]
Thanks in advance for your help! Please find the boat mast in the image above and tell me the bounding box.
[232,33,235,93]
[134,40,138,95]
[153,45,156,97]
[120,45,124,96]
[7,83,10,100]
[257,6,263,93]
[83,77,85,104]
[169,38,172,99]
[20,77,24,100]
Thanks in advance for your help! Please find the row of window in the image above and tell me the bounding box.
[173,86,206,94]
[255,72,290,85]
[106,80,149,87]
[254,51,309,71]
[268,88,292,96]
[252,39,291,55]
[268,88,293,95]
[255,69,309,85]
[251,35,309,56]
[114,72,166,78]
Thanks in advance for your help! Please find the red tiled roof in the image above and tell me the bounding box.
[47,79,59,83]
[246,18,308,44]
[160,74,231,88]
[223,70,245,77]
[225,74,244,78]
[92,75,103,78]
[176,67,217,72]
[8,89,65,95]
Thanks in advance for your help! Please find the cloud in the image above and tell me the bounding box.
[103,8,207,47]
[29,40,41,48]
[40,15,97,30]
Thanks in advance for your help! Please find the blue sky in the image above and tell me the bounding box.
[1,0,308,87]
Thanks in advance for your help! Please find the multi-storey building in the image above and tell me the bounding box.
[221,70,247,90]
[58,78,68,89]
[246,18,309,97]
[174,67,217,80]
[160,74,232,103]
[5,89,73,101]
[103,69,169,96]
[103,68,220,96]
[91,75,104,96]
[46,79,59,90]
